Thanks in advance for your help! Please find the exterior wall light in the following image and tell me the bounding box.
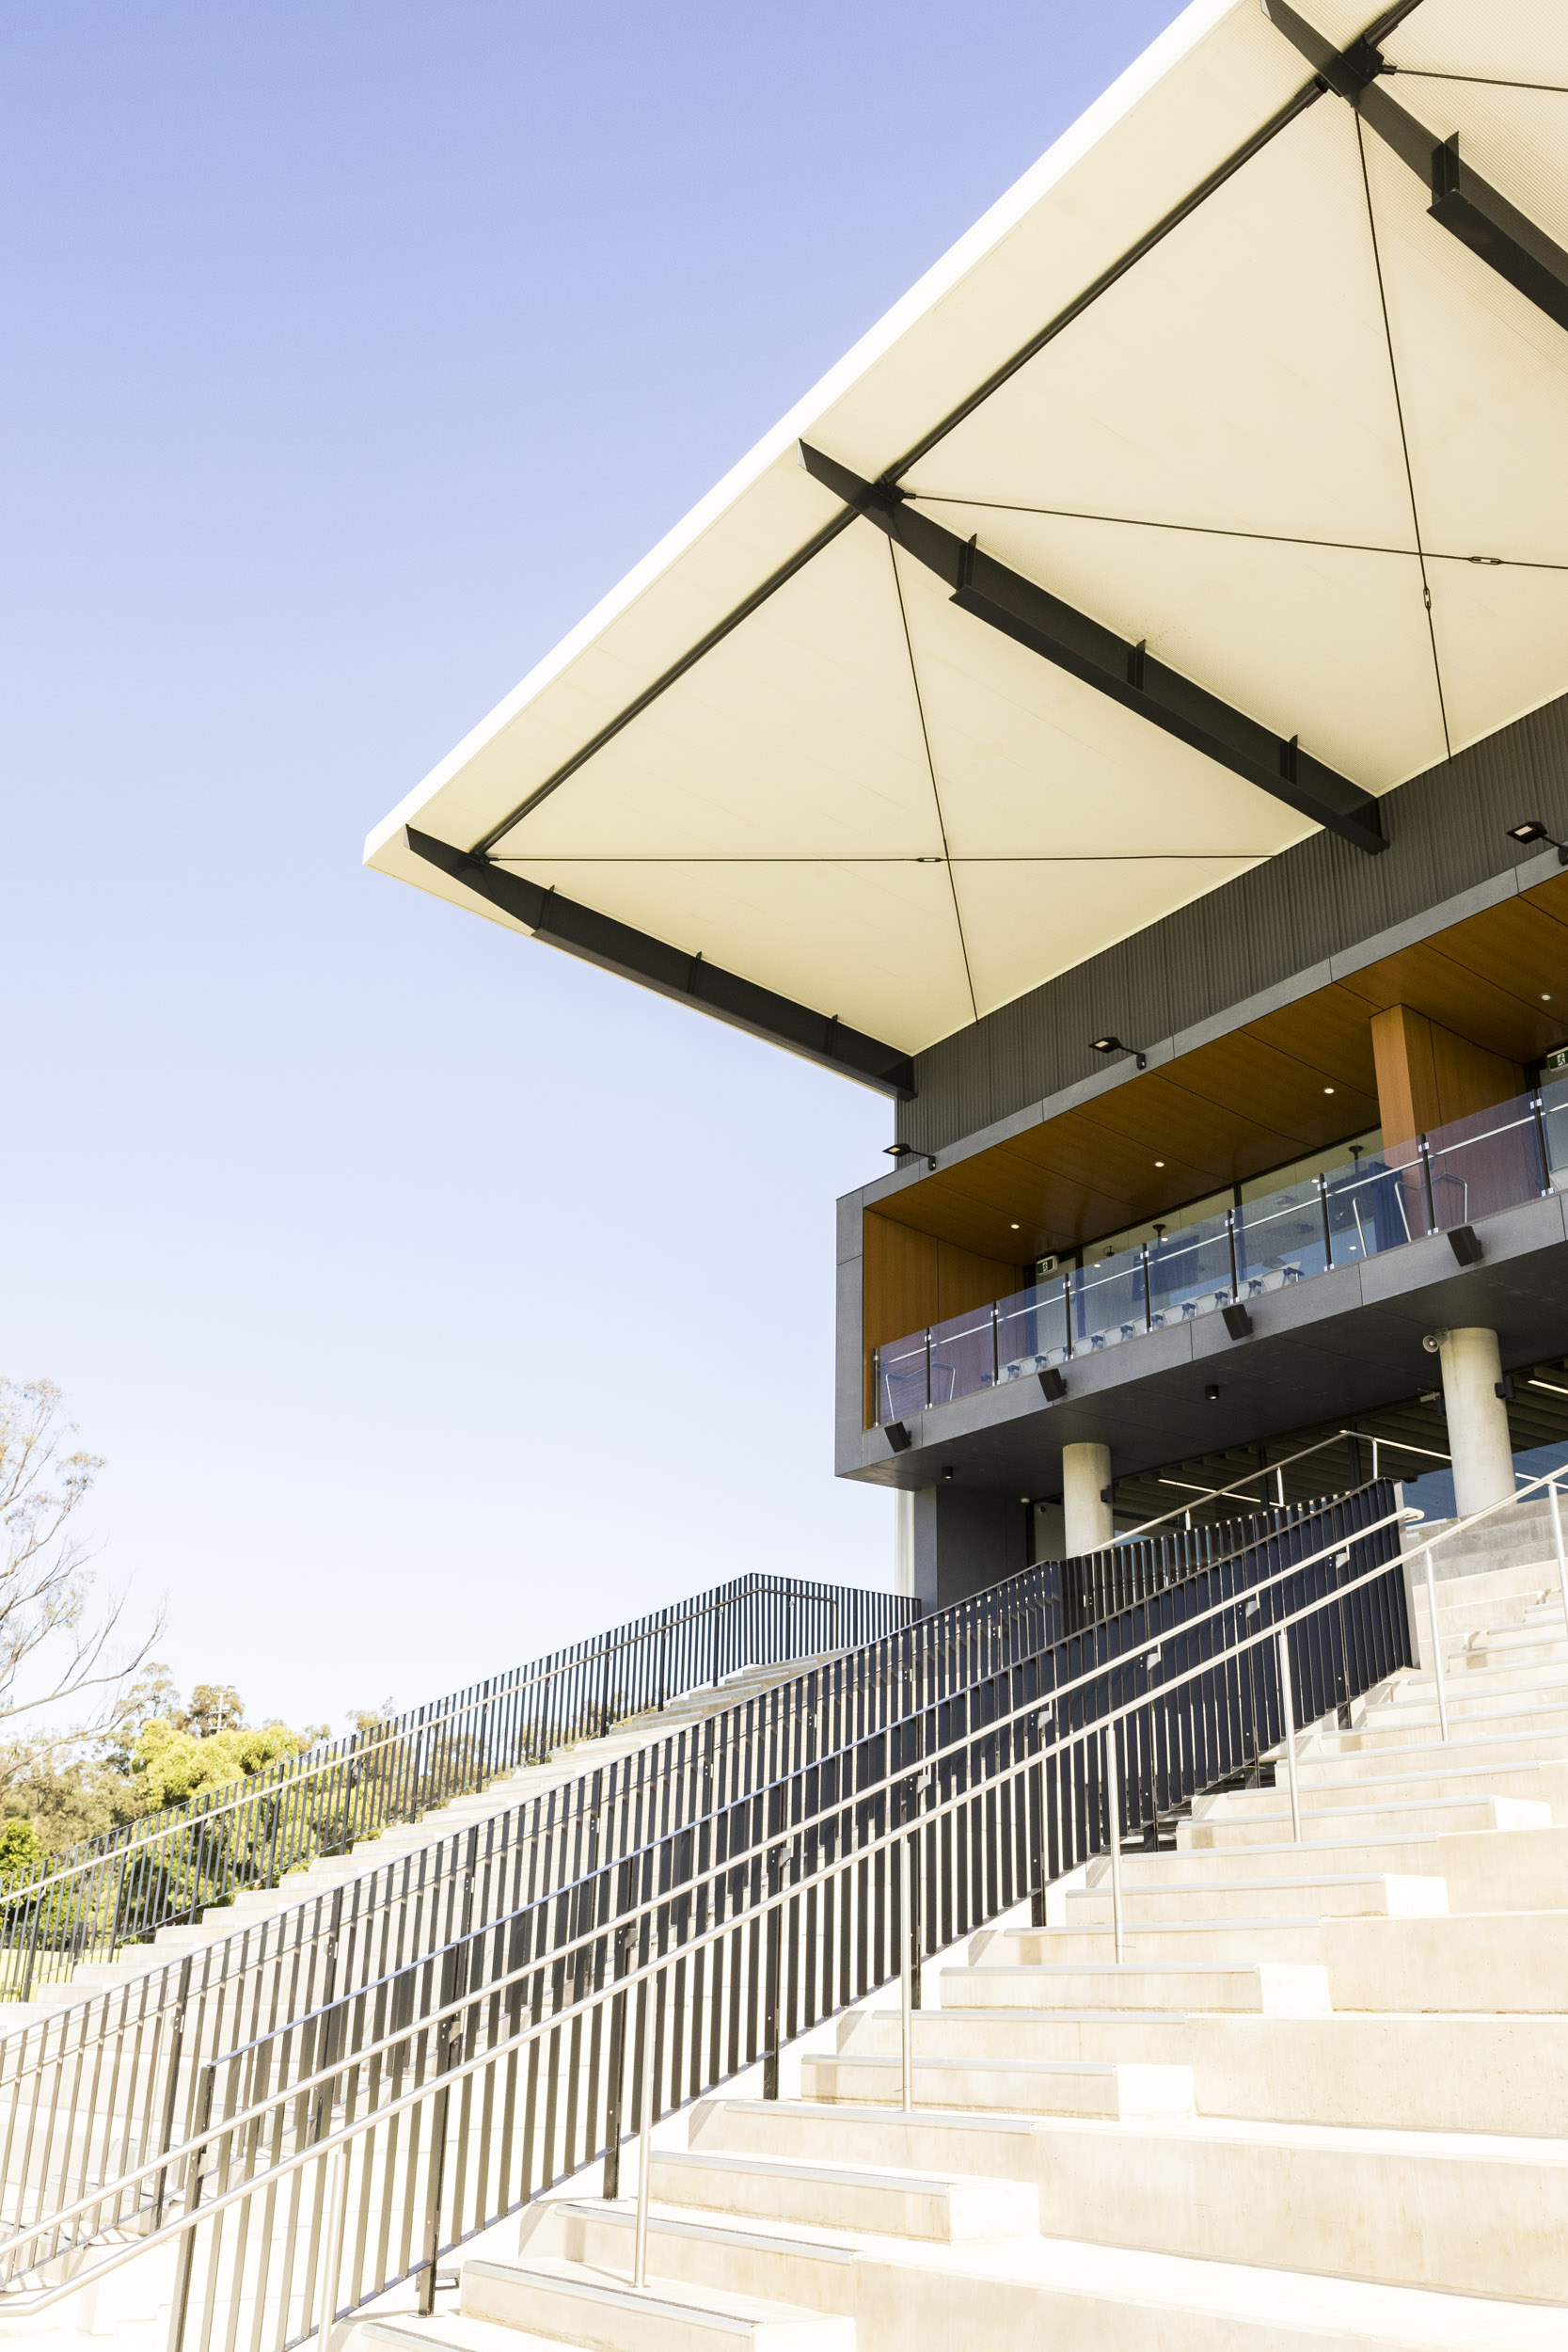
[1090,1035,1148,1071]
[1507,818,1568,865]
[884,1141,937,1171]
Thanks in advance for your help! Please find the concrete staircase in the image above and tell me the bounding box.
[350,1552,1568,2351]
[5,1653,832,2034]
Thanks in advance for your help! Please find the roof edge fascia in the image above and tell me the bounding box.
[364,0,1238,868]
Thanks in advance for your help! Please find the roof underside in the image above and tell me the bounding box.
[368,0,1568,1089]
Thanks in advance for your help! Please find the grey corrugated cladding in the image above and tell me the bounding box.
[899,690,1568,1155]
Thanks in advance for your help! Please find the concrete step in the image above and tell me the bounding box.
[1198,1757,1568,1814]
[797,2052,1195,2119]
[983,1913,1568,2010]
[1062,1872,1448,1924]
[950,1961,1332,2014]
[649,2148,1038,2242]
[1295,1726,1568,1780]
[1179,1793,1553,1849]
[833,2007,1568,2133]
[507,2195,1567,2350]
[460,2253,854,2352]
[693,2100,1568,2302]
[1317,1698,1568,1750]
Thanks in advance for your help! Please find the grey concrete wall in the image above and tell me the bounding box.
[911,1485,1027,1612]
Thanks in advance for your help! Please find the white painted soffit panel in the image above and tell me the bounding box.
[367,0,1568,1061]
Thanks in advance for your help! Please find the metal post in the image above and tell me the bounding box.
[1419,1135,1437,1235]
[1227,1204,1239,1302]
[899,1828,914,2112]
[1103,1725,1124,1963]
[1531,1091,1553,1195]
[316,2140,351,2343]
[990,1302,999,1389]
[1275,1630,1302,1843]
[1550,1480,1568,1645]
[632,1974,657,2290]
[1318,1171,1332,1271]
[1423,1549,1450,1744]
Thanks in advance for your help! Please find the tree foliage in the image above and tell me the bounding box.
[0,1376,162,1769]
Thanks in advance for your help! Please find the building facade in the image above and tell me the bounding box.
[366,0,1568,1611]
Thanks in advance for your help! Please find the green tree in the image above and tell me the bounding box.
[0,1377,162,1772]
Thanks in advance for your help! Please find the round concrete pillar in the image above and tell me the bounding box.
[1436,1327,1514,1518]
[1063,1441,1114,1557]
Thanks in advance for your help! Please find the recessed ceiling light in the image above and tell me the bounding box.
[1544,993,1553,1003]
[1154,1158,1165,1168]
[1323,1086,1335,1095]
[1010,1221,1020,1230]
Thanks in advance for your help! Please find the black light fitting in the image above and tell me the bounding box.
[1449,1223,1484,1267]
[884,1141,937,1172]
[1037,1366,1068,1402]
[1090,1035,1148,1072]
[1506,818,1568,866]
[1221,1302,1254,1341]
[885,1421,913,1454]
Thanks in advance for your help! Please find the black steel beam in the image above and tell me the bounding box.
[799,443,1386,856]
[404,826,917,1099]
[1261,1,1568,336]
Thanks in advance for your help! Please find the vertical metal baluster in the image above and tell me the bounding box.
[1275,1629,1302,1843]
[1103,1726,1124,1964]
[1423,1548,1449,1744]
[899,1822,914,2113]
[1550,1480,1568,1645]
[632,1974,657,2290]
[316,2138,352,2341]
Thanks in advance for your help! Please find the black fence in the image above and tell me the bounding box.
[0,1569,914,2001]
[0,1484,1410,2340]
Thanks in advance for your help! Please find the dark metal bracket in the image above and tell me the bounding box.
[799,443,1386,857]
[1261,1,1568,336]
[404,826,916,1099]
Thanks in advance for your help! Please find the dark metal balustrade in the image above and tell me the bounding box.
[0,1482,1415,2345]
[0,1570,915,2001]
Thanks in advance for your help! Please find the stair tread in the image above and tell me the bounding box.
[719,2096,1568,2165]
[469,2249,850,2325]
[542,2201,1566,2344]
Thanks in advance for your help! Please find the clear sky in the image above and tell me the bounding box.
[2,1,1181,1733]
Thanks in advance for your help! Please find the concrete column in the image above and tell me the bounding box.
[1437,1327,1514,1518]
[893,1490,915,1597]
[1063,1441,1114,1558]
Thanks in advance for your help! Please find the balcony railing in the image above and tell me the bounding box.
[874,1079,1568,1426]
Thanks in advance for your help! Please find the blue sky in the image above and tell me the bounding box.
[2,1,1180,1732]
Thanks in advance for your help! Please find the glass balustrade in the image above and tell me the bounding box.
[1425,1089,1549,1227]
[1148,1211,1234,1326]
[1073,1246,1148,1352]
[929,1301,997,1404]
[871,1076,1568,1425]
[996,1279,1070,1383]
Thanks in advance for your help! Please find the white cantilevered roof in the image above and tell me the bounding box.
[367,0,1568,1091]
